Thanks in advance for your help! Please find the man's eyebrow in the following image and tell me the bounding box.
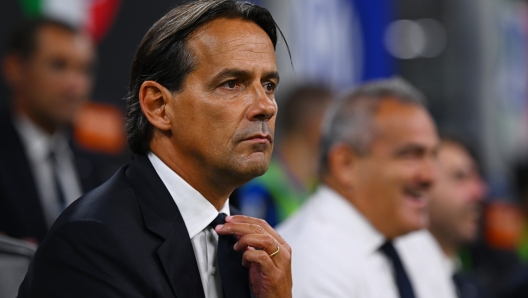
[213,69,250,80]
[263,71,280,84]
[212,69,280,83]
[393,143,426,155]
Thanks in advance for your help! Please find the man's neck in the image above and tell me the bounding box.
[431,232,458,259]
[13,101,58,135]
[150,142,233,211]
[321,178,403,244]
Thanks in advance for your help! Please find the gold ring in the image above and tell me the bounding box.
[269,246,280,258]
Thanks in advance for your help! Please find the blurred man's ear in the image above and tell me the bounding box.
[139,80,172,132]
[327,143,358,188]
[2,54,24,88]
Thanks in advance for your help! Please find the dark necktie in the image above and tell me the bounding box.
[452,273,464,298]
[380,241,416,298]
[208,213,251,298]
[48,150,66,210]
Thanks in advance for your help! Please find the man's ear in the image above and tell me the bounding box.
[327,143,359,188]
[2,54,24,87]
[139,81,173,131]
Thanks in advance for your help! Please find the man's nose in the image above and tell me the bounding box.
[418,156,438,188]
[470,177,487,202]
[246,83,277,122]
[64,68,92,95]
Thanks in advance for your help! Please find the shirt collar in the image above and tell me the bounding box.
[13,112,69,161]
[148,152,230,238]
[318,184,386,255]
[443,252,461,276]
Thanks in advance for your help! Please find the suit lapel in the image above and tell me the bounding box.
[0,108,47,242]
[126,154,205,298]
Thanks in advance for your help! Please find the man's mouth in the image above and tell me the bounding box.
[465,203,482,220]
[244,133,272,144]
[404,188,427,206]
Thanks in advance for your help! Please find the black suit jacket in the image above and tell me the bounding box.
[18,154,249,297]
[0,107,118,243]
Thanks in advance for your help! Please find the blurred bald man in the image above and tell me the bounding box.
[278,78,457,298]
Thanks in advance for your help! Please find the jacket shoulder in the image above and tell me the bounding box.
[50,165,140,232]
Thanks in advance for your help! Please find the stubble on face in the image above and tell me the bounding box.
[428,142,485,251]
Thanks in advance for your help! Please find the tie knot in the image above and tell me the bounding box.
[209,212,227,229]
[48,150,57,161]
[379,241,398,260]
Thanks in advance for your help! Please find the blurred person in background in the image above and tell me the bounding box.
[427,134,489,298]
[236,85,332,226]
[278,77,457,298]
[0,18,103,244]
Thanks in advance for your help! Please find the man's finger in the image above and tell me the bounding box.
[235,234,286,266]
[215,222,266,237]
[225,215,291,252]
[241,249,278,274]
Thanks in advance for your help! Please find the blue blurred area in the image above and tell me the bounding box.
[353,0,396,81]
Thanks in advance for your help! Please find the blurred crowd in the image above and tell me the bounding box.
[2,1,528,298]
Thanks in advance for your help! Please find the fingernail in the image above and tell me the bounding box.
[225,216,233,221]
[215,224,224,230]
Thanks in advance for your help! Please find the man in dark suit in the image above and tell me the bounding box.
[0,18,106,244]
[18,1,292,297]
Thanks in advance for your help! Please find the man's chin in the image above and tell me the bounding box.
[403,213,430,234]
[242,162,269,178]
[231,155,270,180]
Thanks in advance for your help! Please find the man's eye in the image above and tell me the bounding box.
[397,149,422,159]
[224,80,237,89]
[49,59,67,71]
[264,82,276,92]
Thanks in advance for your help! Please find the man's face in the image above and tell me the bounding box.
[165,18,278,186]
[428,141,486,247]
[354,98,439,239]
[13,25,94,132]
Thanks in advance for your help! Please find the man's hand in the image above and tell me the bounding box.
[215,215,292,298]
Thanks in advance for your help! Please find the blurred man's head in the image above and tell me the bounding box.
[428,136,486,257]
[2,18,95,134]
[278,85,333,147]
[320,78,439,239]
[274,85,333,186]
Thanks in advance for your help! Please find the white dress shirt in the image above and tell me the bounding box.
[14,113,82,227]
[277,185,457,298]
[148,152,229,298]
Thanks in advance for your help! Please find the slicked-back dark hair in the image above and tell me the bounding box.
[6,17,78,60]
[125,0,284,154]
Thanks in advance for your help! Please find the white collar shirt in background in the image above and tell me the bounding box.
[396,224,458,298]
[14,113,82,228]
[277,184,457,298]
[148,152,229,298]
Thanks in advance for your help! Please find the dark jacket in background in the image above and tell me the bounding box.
[0,107,117,243]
